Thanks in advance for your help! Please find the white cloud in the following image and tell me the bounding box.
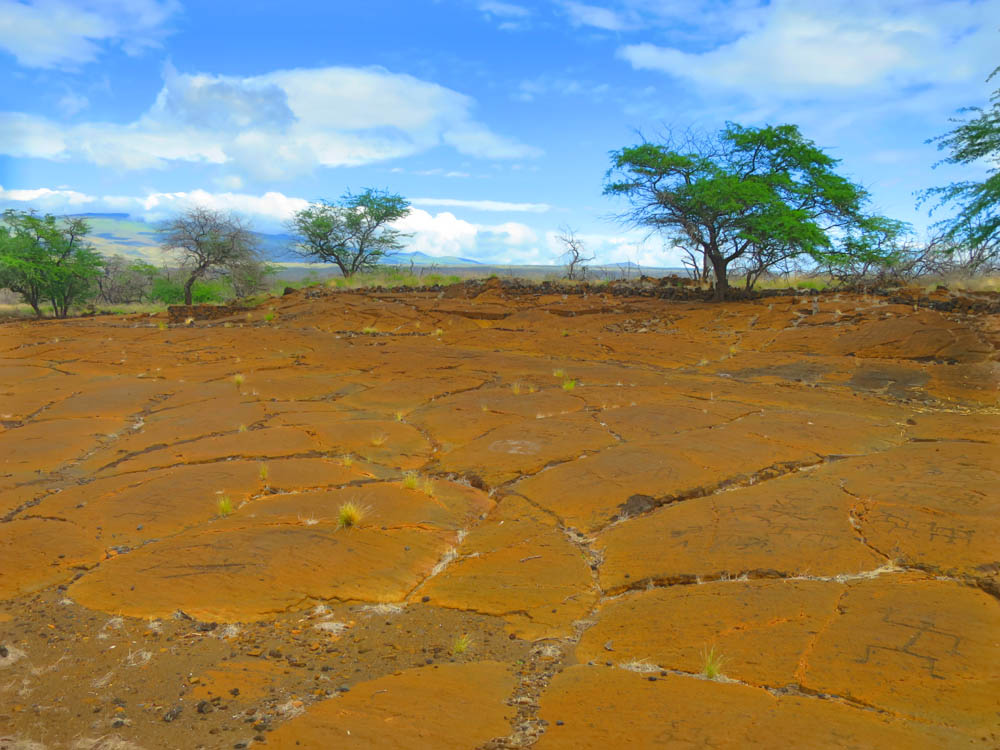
[618,0,997,101]
[393,208,480,257]
[561,1,633,31]
[514,75,611,103]
[0,0,179,69]
[0,113,67,158]
[57,91,90,117]
[478,1,532,30]
[412,198,550,212]
[0,63,541,176]
[0,185,308,229]
[484,221,538,245]
[478,1,531,18]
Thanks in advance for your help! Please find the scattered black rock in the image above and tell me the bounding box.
[163,704,183,722]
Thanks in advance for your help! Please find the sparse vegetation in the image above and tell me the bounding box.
[258,463,269,484]
[402,472,419,490]
[702,645,725,679]
[552,368,565,378]
[557,226,595,281]
[361,326,378,334]
[371,432,387,446]
[337,501,364,529]
[561,378,576,391]
[289,189,412,277]
[452,633,472,655]
[0,210,103,318]
[156,206,260,305]
[341,454,354,468]
[233,373,245,388]
[216,495,234,517]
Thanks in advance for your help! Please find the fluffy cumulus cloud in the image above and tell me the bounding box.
[0,0,179,68]
[0,63,541,176]
[617,0,996,102]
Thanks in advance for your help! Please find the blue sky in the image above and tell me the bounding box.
[0,0,996,266]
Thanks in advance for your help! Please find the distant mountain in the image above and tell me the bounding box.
[383,250,481,266]
[68,212,132,220]
[67,214,481,267]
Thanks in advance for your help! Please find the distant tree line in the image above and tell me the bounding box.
[0,187,411,316]
[0,208,279,317]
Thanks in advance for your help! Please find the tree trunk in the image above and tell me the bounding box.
[709,252,729,301]
[183,274,196,305]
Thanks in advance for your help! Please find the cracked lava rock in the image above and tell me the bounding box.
[1,281,998,748]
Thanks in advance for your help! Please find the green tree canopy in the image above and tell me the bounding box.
[289,189,411,277]
[0,209,103,317]
[604,123,904,299]
[922,67,999,263]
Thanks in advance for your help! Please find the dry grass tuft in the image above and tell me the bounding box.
[216,495,234,517]
[337,501,364,529]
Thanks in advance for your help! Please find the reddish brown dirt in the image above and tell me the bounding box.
[1,282,998,749]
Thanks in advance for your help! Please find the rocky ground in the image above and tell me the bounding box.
[1,279,998,749]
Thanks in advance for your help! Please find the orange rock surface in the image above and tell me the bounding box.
[0,284,997,748]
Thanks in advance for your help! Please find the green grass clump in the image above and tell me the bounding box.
[258,463,269,484]
[361,326,378,334]
[402,472,419,490]
[341,454,354,468]
[216,495,234,517]
[552,368,565,378]
[264,311,276,322]
[452,633,472,655]
[561,379,576,392]
[702,645,725,680]
[233,373,245,388]
[337,501,364,529]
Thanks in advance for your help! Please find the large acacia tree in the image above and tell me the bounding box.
[0,210,103,317]
[922,67,999,268]
[289,189,411,277]
[157,207,259,305]
[604,123,900,299]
